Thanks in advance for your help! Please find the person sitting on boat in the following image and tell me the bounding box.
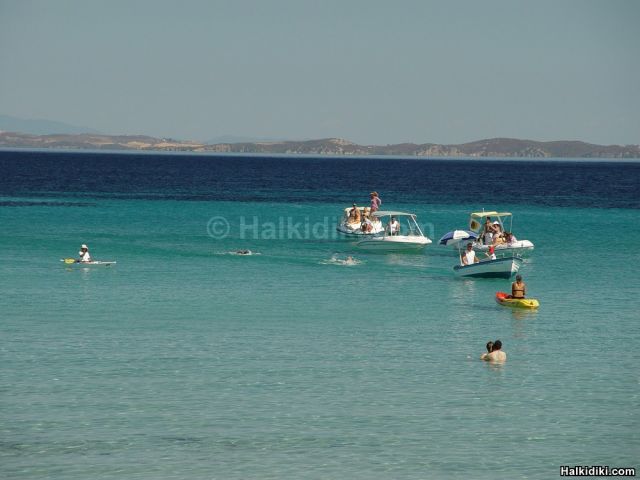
[485,245,497,260]
[361,216,373,233]
[388,216,400,236]
[481,340,506,362]
[461,243,479,265]
[370,192,382,213]
[505,232,517,244]
[509,274,526,299]
[78,244,92,263]
[348,204,361,224]
[492,232,506,246]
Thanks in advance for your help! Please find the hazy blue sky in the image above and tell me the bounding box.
[1,0,638,144]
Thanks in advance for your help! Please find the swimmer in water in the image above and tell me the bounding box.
[481,339,506,362]
[480,341,493,360]
[327,254,358,265]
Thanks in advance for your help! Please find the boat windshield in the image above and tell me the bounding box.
[373,213,424,237]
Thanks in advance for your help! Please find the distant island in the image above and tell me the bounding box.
[1,131,638,158]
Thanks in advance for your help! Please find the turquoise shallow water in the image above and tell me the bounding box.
[1,153,639,479]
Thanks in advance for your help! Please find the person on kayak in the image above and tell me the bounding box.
[510,274,526,298]
[481,339,506,362]
[461,242,479,265]
[78,244,92,263]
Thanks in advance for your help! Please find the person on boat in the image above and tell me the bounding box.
[370,192,382,213]
[482,340,506,362]
[348,204,361,224]
[236,249,252,255]
[492,232,506,246]
[461,243,479,265]
[485,245,497,260]
[389,216,400,235]
[505,232,517,244]
[481,218,496,245]
[361,215,373,233]
[509,274,526,299]
[78,244,92,263]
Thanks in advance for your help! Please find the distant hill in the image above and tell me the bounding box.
[204,135,290,144]
[0,115,99,135]
[0,131,638,158]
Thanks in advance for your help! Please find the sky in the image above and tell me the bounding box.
[1,0,638,145]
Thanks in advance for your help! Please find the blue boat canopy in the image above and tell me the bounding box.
[438,230,478,246]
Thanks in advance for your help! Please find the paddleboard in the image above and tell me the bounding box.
[61,258,117,266]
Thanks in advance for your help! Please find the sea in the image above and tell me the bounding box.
[1,150,638,479]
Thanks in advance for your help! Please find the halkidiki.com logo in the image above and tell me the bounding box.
[206,215,435,240]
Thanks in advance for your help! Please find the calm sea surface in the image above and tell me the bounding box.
[1,150,639,479]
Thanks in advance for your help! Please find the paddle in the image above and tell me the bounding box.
[61,258,78,264]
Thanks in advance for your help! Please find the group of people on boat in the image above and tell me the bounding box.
[346,192,385,233]
[479,217,518,247]
[347,206,401,236]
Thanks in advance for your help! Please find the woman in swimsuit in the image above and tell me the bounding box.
[510,274,526,299]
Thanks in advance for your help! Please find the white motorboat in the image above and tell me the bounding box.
[445,211,534,255]
[453,254,523,278]
[355,211,432,252]
[336,206,384,236]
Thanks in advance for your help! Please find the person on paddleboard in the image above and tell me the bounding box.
[78,244,92,263]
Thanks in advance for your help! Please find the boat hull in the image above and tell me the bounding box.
[356,235,432,252]
[448,240,534,255]
[454,257,522,278]
[336,223,384,236]
[495,291,539,309]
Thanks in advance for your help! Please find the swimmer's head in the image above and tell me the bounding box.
[493,340,502,350]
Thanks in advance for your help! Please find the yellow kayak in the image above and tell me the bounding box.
[495,292,539,309]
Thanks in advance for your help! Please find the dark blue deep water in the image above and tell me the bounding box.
[1,150,638,208]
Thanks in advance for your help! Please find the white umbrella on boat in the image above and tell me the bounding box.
[438,230,477,246]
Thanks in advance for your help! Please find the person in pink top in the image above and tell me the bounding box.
[370,191,382,212]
